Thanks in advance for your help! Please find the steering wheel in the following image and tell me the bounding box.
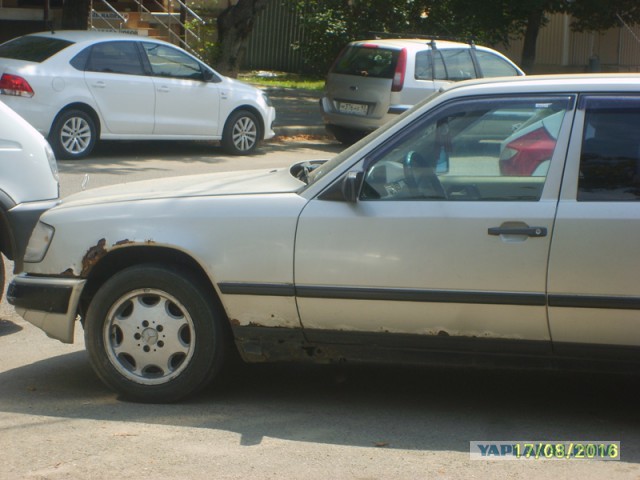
[402,151,447,199]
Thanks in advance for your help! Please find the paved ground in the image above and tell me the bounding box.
[263,87,326,137]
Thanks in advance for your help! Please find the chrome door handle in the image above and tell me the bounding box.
[488,226,547,237]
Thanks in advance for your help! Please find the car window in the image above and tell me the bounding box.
[142,42,204,80]
[361,96,572,202]
[415,51,433,80]
[474,50,520,77]
[331,45,399,79]
[0,36,73,63]
[435,49,477,81]
[86,41,145,75]
[578,96,640,201]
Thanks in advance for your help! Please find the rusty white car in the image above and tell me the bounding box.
[8,74,640,402]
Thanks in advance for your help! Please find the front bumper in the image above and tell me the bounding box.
[264,106,277,140]
[8,275,86,344]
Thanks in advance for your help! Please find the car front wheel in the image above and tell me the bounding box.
[222,110,260,155]
[49,109,97,160]
[84,264,227,402]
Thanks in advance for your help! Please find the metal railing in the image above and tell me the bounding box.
[90,0,128,32]
[89,0,204,58]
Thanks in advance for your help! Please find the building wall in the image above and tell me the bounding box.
[500,13,640,73]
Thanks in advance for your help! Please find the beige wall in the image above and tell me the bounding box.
[499,13,640,73]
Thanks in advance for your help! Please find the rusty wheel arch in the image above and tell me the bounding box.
[78,245,223,323]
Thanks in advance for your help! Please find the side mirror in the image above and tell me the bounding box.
[341,171,362,203]
[202,69,214,82]
[318,171,363,202]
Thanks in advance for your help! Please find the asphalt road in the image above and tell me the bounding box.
[1,139,640,480]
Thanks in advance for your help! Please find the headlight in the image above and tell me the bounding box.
[45,143,59,182]
[24,221,55,263]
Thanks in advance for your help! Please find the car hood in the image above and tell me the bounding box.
[57,168,305,208]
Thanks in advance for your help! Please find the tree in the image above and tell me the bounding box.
[294,0,640,74]
[216,0,272,77]
[512,0,640,72]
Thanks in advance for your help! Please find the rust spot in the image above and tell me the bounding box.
[114,239,133,246]
[230,319,241,326]
[60,268,76,277]
[81,238,107,277]
[437,330,450,337]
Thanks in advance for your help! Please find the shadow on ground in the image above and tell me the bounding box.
[0,349,637,459]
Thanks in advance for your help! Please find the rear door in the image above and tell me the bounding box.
[548,95,640,356]
[325,45,397,120]
[295,94,575,354]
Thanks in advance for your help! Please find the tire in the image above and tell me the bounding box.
[221,110,260,155]
[326,124,365,145]
[49,109,97,160]
[84,264,227,403]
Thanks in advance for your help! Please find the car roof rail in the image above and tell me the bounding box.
[367,31,476,47]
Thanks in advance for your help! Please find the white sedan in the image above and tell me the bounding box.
[0,30,276,159]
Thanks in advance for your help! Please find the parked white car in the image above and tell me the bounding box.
[0,100,59,300]
[8,74,640,402]
[321,37,524,143]
[0,30,276,159]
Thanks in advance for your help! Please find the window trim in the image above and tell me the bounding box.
[359,94,576,202]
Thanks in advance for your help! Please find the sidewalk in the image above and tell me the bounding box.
[262,87,327,138]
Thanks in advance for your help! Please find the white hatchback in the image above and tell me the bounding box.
[0,30,276,159]
[321,38,524,143]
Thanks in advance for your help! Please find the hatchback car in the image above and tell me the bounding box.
[8,74,640,402]
[0,100,59,300]
[321,38,524,143]
[0,30,276,159]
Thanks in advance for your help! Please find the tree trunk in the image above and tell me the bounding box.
[61,0,90,29]
[520,9,544,73]
[216,0,271,77]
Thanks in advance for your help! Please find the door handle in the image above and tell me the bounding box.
[158,86,170,93]
[92,81,106,88]
[488,226,547,237]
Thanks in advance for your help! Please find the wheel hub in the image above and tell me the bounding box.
[141,327,159,346]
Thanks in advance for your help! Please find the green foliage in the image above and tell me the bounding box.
[568,0,640,32]
[291,0,525,74]
[184,14,221,66]
[291,0,640,75]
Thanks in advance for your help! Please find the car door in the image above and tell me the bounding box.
[141,42,220,136]
[295,94,575,355]
[548,95,640,356]
[83,40,155,134]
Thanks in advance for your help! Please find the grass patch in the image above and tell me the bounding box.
[239,71,325,91]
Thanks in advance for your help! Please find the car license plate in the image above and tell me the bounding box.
[339,102,368,116]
